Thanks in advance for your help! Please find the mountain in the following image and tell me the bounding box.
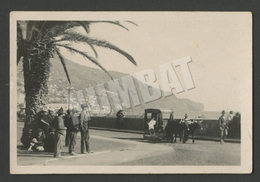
[17,57,206,118]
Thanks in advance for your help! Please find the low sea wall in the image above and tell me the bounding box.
[89,116,241,140]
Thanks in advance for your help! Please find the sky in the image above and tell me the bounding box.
[59,12,252,112]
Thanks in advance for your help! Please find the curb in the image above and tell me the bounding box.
[90,126,143,134]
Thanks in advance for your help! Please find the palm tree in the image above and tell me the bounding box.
[17,21,137,147]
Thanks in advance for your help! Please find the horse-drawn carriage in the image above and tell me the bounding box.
[143,108,202,143]
[143,108,172,141]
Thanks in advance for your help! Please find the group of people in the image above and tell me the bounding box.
[27,103,92,158]
[147,110,238,144]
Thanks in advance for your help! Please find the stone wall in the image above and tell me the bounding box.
[89,116,241,139]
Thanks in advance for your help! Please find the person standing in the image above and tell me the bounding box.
[44,110,56,152]
[64,109,72,147]
[80,104,91,154]
[53,107,66,158]
[225,111,234,137]
[219,110,227,144]
[165,112,174,142]
[181,113,191,143]
[68,108,80,155]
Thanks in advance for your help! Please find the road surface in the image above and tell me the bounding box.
[17,123,240,165]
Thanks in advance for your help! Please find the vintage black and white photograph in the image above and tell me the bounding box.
[10,12,252,174]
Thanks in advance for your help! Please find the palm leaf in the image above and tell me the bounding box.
[76,21,90,33]
[41,21,79,38]
[125,21,138,26]
[54,34,98,58]
[54,43,113,80]
[55,49,71,85]
[44,20,129,38]
[88,21,129,31]
[56,33,137,66]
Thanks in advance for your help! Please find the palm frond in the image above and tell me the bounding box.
[42,21,79,38]
[88,21,129,31]
[54,43,113,80]
[54,34,98,58]
[125,21,138,26]
[56,33,137,66]
[55,49,71,85]
[76,21,90,33]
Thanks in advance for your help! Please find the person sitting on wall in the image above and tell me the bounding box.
[116,110,125,128]
[148,117,157,136]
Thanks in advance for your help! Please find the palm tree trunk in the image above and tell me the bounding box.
[20,56,50,147]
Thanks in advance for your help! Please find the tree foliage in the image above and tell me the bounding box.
[17,21,137,84]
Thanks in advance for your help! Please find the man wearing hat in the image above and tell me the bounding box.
[64,109,72,147]
[80,104,91,154]
[219,110,227,144]
[53,107,66,157]
[68,108,80,155]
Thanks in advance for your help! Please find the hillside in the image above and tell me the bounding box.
[17,57,206,118]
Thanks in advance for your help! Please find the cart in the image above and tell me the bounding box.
[143,108,172,141]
